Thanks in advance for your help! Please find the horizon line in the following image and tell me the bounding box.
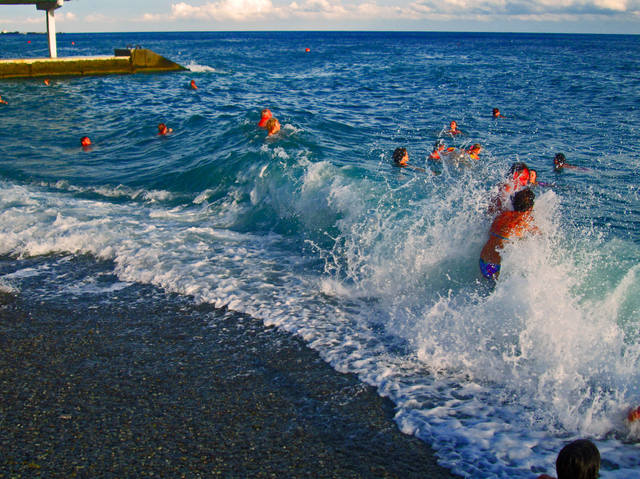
[3,29,638,36]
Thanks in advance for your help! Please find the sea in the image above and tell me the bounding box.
[1,31,639,477]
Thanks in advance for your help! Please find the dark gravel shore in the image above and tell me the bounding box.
[0,283,457,479]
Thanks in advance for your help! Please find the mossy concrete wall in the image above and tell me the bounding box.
[0,48,186,79]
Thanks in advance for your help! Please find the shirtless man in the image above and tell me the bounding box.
[480,188,537,280]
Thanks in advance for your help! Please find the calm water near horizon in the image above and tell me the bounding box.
[1,31,639,477]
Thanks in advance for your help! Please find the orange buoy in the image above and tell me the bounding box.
[305,48,310,53]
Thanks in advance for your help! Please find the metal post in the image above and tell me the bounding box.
[45,6,56,58]
[35,1,64,58]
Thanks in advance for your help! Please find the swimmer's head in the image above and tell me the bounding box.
[265,117,280,135]
[469,143,481,153]
[492,108,500,117]
[261,109,272,119]
[80,136,91,147]
[529,169,537,184]
[392,147,409,166]
[509,162,530,186]
[512,188,535,212]
[450,120,457,130]
[433,139,445,151]
[556,439,600,479]
[554,153,566,167]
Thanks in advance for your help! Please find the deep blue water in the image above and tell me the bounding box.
[1,31,639,477]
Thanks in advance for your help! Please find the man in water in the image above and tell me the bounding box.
[393,147,409,167]
[466,143,482,160]
[392,147,426,172]
[537,439,600,479]
[553,152,585,171]
[190,79,198,90]
[158,123,173,135]
[480,188,537,280]
[429,140,446,160]
[265,117,281,136]
[488,162,533,214]
[0,95,7,105]
[258,108,272,128]
[447,120,462,136]
[492,107,505,118]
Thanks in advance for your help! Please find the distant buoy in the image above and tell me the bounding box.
[27,40,31,44]
[71,41,75,45]
[305,48,310,53]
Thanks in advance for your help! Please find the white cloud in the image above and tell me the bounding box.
[288,0,349,17]
[85,14,111,24]
[57,12,76,22]
[136,0,640,25]
[170,0,275,21]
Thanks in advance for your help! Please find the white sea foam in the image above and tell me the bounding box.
[1,172,639,478]
[185,61,216,73]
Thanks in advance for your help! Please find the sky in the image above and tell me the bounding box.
[0,0,639,34]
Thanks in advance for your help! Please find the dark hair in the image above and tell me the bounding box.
[512,188,535,212]
[393,147,407,165]
[554,153,566,165]
[556,439,600,479]
[509,162,529,175]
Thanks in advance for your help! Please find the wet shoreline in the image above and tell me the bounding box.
[0,283,457,478]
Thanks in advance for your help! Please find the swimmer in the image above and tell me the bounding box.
[190,79,198,90]
[80,136,91,149]
[258,108,272,129]
[480,188,538,280]
[528,169,554,187]
[429,140,446,160]
[43,78,50,86]
[0,95,7,105]
[492,107,505,118]
[265,117,280,136]
[447,120,462,136]
[157,123,173,135]
[536,439,600,479]
[466,143,482,160]
[489,162,532,214]
[392,147,426,173]
[393,147,409,167]
[553,152,588,171]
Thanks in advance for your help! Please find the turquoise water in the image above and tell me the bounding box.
[1,31,639,477]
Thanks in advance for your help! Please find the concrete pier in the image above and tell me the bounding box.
[0,48,187,79]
